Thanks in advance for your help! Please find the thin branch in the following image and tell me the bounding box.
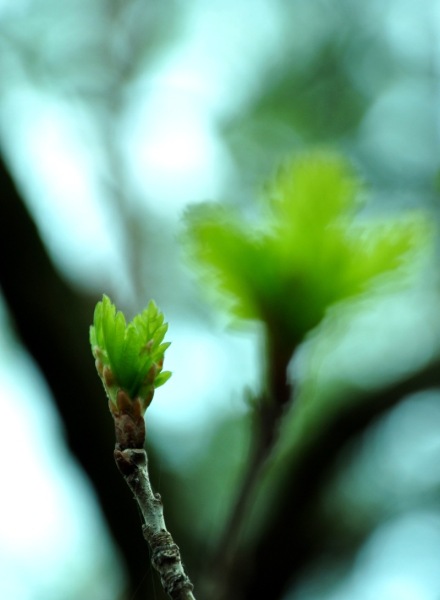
[114,447,197,600]
[203,332,296,600]
[240,356,440,600]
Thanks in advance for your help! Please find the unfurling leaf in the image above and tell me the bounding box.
[90,295,171,414]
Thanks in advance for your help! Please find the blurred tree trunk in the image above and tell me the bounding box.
[0,150,165,598]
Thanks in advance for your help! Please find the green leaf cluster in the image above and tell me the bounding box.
[184,152,429,350]
[90,295,171,411]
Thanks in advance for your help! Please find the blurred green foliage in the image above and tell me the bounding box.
[185,152,429,349]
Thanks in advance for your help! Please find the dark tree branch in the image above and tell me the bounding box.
[0,150,154,597]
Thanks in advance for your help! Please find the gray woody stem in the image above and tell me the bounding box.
[114,448,196,600]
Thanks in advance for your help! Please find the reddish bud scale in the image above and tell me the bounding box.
[95,359,104,377]
[146,364,158,384]
[110,392,147,449]
[103,366,115,387]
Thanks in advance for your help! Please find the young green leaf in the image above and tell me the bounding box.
[90,295,171,413]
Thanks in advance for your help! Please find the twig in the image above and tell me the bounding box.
[203,332,295,599]
[114,447,196,600]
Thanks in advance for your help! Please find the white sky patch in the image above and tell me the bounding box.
[352,512,440,600]
[0,0,30,17]
[0,87,126,289]
[302,283,440,396]
[294,510,440,600]
[182,0,283,115]
[123,82,230,213]
[385,0,436,67]
[121,0,284,217]
[359,80,438,176]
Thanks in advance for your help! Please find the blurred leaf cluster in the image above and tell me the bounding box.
[185,152,429,348]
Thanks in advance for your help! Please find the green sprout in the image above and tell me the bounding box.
[90,295,171,415]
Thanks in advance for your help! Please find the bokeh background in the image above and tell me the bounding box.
[1,1,440,599]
